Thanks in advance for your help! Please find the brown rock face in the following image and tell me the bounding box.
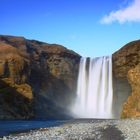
[113,40,140,118]
[0,35,80,119]
[0,36,33,119]
[121,64,140,118]
[113,40,140,78]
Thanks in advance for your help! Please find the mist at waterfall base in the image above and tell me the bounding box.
[71,56,114,119]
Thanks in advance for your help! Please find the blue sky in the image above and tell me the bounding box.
[0,0,140,57]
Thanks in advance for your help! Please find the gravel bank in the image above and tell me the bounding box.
[1,119,140,140]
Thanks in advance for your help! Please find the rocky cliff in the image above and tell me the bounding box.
[0,35,140,119]
[113,40,140,118]
[0,35,80,119]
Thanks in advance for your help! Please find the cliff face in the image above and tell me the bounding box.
[1,35,140,119]
[0,35,80,119]
[113,40,140,118]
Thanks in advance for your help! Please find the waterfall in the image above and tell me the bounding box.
[72,56,113,118]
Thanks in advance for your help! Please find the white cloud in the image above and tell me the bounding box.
[100,0,140,24]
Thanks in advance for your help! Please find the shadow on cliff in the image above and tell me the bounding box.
[113,77,132,118]
[0,80,34,119]
[30,69,76,120]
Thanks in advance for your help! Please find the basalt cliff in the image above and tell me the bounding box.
[0,35,140,119]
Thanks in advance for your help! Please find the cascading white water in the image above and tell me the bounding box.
[72,56,113,118]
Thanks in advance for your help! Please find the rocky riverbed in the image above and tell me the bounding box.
[1,119,140,140]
